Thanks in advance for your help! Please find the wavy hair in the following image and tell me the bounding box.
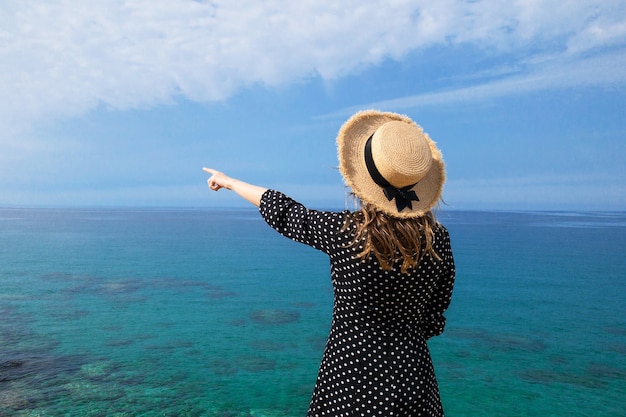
[344,201,442,274]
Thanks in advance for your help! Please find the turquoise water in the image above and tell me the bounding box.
[1,208,624,416]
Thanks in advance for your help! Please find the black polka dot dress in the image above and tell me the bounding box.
[259,190,456,417]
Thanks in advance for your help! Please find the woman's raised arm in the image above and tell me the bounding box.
[203,167,268,207]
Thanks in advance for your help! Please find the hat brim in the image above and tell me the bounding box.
[337,110,445,218]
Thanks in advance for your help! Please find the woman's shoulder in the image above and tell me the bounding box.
[434,221,449,232]
[432,221,451,239]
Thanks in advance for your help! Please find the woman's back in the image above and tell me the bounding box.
[260,189,455,416]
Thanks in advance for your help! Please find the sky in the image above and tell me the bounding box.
[1,0,625,211]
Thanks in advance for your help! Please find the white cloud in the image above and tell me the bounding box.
[566,3,626,53]
[0,0,624,135]
[325,47,626,116]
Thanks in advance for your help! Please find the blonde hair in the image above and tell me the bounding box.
[344,201,441,274]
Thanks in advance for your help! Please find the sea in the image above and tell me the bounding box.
[0,207,624,417]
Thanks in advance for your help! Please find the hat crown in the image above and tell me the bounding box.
[336,109,445,218]
[371,121,433,188]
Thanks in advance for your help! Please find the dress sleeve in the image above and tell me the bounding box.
[259,189,346,254]
[422,226,456,339]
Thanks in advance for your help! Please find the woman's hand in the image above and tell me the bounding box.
[202,167,268,207]
[203,167,233,191]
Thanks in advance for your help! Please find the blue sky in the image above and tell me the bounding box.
[1,0,625,211]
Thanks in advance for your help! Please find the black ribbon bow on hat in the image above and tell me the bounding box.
[382,184,419,212]
[364,136,420,212]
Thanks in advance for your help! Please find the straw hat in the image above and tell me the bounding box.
[337,110,445,218]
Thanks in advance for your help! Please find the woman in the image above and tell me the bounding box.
[204,110,455,416]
